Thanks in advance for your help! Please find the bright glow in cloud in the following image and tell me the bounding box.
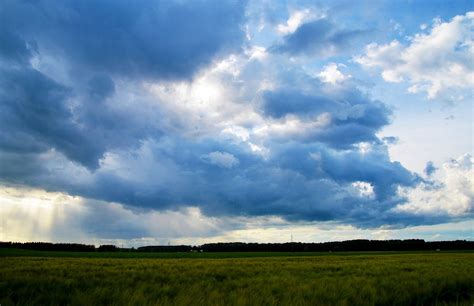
[245,46,268,61]
[254,113,332,140]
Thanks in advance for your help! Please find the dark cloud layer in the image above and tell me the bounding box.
[1,0,246,80]
[272,19,368,56]
[0,0,246,169]
[0,134,421,227]
[0,67,104,168]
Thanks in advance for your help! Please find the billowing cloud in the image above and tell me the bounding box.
[356,12,474,99]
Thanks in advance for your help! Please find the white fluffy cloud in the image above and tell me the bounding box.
[277,9,313,35]
[356,12,474,99]
[395,154,473,216]
[318,63,350,84]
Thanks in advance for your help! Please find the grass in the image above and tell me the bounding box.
[0,250,472,305]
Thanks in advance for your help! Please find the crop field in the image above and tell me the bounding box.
[0,251,473,305]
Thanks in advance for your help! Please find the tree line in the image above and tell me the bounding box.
[198,240,474,252]
[1,239,473,253]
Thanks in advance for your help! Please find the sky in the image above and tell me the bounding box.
[0,0,472,246]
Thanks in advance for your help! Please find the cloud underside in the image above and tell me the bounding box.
[0,0,472,235]
[1,185,472,243]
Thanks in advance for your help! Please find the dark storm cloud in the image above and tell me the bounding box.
[0,0,247,169]
[1,0,246,80]
[0,67,104,168]
[272,18,368,56]
[0,64,155,169]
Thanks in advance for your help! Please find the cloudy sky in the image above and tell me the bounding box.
[0,0,472,246]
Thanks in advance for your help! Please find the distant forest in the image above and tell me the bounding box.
[1,240,473,253]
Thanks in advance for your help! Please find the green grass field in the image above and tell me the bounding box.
[0,250,473,305]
